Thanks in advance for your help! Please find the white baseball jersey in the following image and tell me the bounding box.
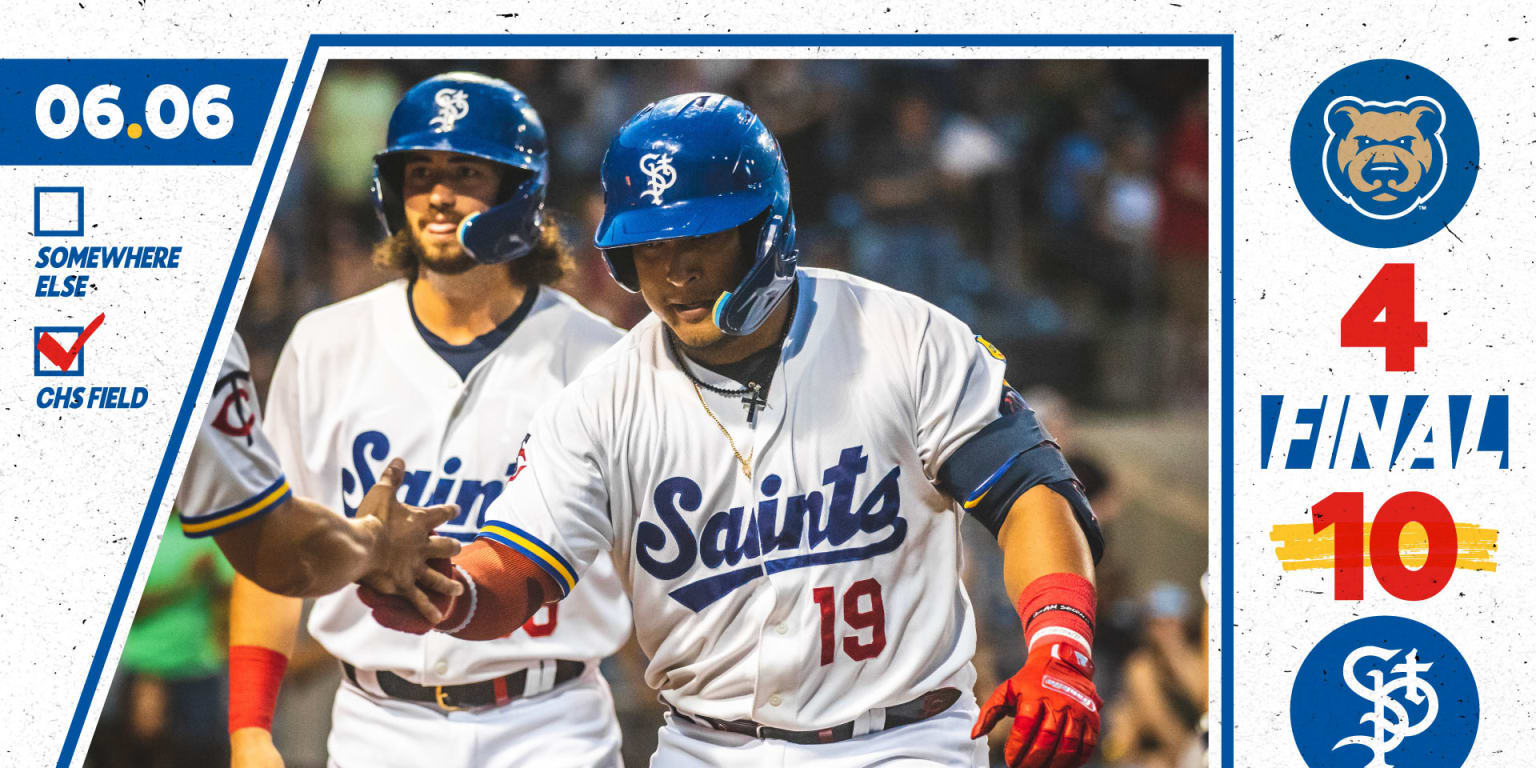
[482,268,1007,730]
[265,280,632,685]
[177,331,291,538]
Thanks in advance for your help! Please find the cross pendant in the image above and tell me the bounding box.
[741,383,768,426]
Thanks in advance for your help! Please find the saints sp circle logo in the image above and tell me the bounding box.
[1291,616,1478,768]
[1290,60,1478,248]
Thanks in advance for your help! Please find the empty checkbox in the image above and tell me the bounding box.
[35,187,84,237]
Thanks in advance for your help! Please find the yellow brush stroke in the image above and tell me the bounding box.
[1270,522,1498,572]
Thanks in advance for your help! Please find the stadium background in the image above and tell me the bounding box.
[88,58,1209,768]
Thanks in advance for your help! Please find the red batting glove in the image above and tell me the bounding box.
[357,558,457,635]
[972,641,1101,768]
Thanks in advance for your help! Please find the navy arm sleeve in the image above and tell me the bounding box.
[936,401,1105,563]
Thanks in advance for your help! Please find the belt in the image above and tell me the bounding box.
[341,660,586,712]
[669,687,961,745]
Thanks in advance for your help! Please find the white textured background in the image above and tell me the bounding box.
[1232,8,1535,763]
[0,2,1530,766]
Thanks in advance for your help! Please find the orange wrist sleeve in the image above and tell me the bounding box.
[443,539,555,641]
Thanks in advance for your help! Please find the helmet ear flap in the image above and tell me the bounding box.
[740,209,773,270]
[712,209,797,336]
[371,155,407,236]
[458,166,547,265]
[603,246,640,292]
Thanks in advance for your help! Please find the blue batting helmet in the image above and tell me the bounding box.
[595,93,798,336]
[372,72,548,265]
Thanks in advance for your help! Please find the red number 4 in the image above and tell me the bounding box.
[812,578,886,665]
[1340,263,1428,372]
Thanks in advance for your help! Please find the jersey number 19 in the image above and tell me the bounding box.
[811,578,886,665]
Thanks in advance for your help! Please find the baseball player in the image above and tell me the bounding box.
[364,93,1107,768]
[228,73,632,768]
[179,329,462,607]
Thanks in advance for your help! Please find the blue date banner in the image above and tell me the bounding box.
[0,59,285,165]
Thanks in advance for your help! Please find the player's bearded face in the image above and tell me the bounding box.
[400,152,504,276]
[632,230,751,349]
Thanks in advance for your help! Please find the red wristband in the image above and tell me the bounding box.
[1016,572,1096,656]
[228,645,287,733]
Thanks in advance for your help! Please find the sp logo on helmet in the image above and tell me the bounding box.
[638,152,677,204]
[1323,97,1445,220]
[1289,60,1478,248]
[430,88,470,133]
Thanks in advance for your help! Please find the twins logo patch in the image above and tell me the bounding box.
[638,151,676,204]
[1290,60,1478,248]
[430,88,470,133]
[1291,616,1478,768]
[209,369,256,446]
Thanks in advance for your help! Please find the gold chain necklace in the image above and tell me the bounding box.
[688,379,754,479]
[669,288,797,482]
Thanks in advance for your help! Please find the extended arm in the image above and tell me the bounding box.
[212,458,461,615]
[226,572,303,766]
[358,389,610,641]
[998,484,1095,599]
[973,484,1102,768]
[215,495,381,596]
[182,337,459,609]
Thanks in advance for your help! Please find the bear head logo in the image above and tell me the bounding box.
[1323,96,1446,220]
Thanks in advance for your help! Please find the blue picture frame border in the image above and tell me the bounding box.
[55,33,1236,768]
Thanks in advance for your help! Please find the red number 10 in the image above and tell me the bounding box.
[812,578,886,665]
[1311,491,1457,601]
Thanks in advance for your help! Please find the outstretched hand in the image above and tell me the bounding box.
[973,641,1101,768]
[354,457,463,623]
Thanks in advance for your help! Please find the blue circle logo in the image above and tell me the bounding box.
[1291,616,1478,768]
[1290,59,1479,248]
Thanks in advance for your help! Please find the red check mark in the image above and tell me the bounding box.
[37,313,105,372]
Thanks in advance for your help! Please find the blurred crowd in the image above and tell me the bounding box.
[240,57,1208,408]
[89,58,1210,768]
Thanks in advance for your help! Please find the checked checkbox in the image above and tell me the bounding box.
[34,313,105,377]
